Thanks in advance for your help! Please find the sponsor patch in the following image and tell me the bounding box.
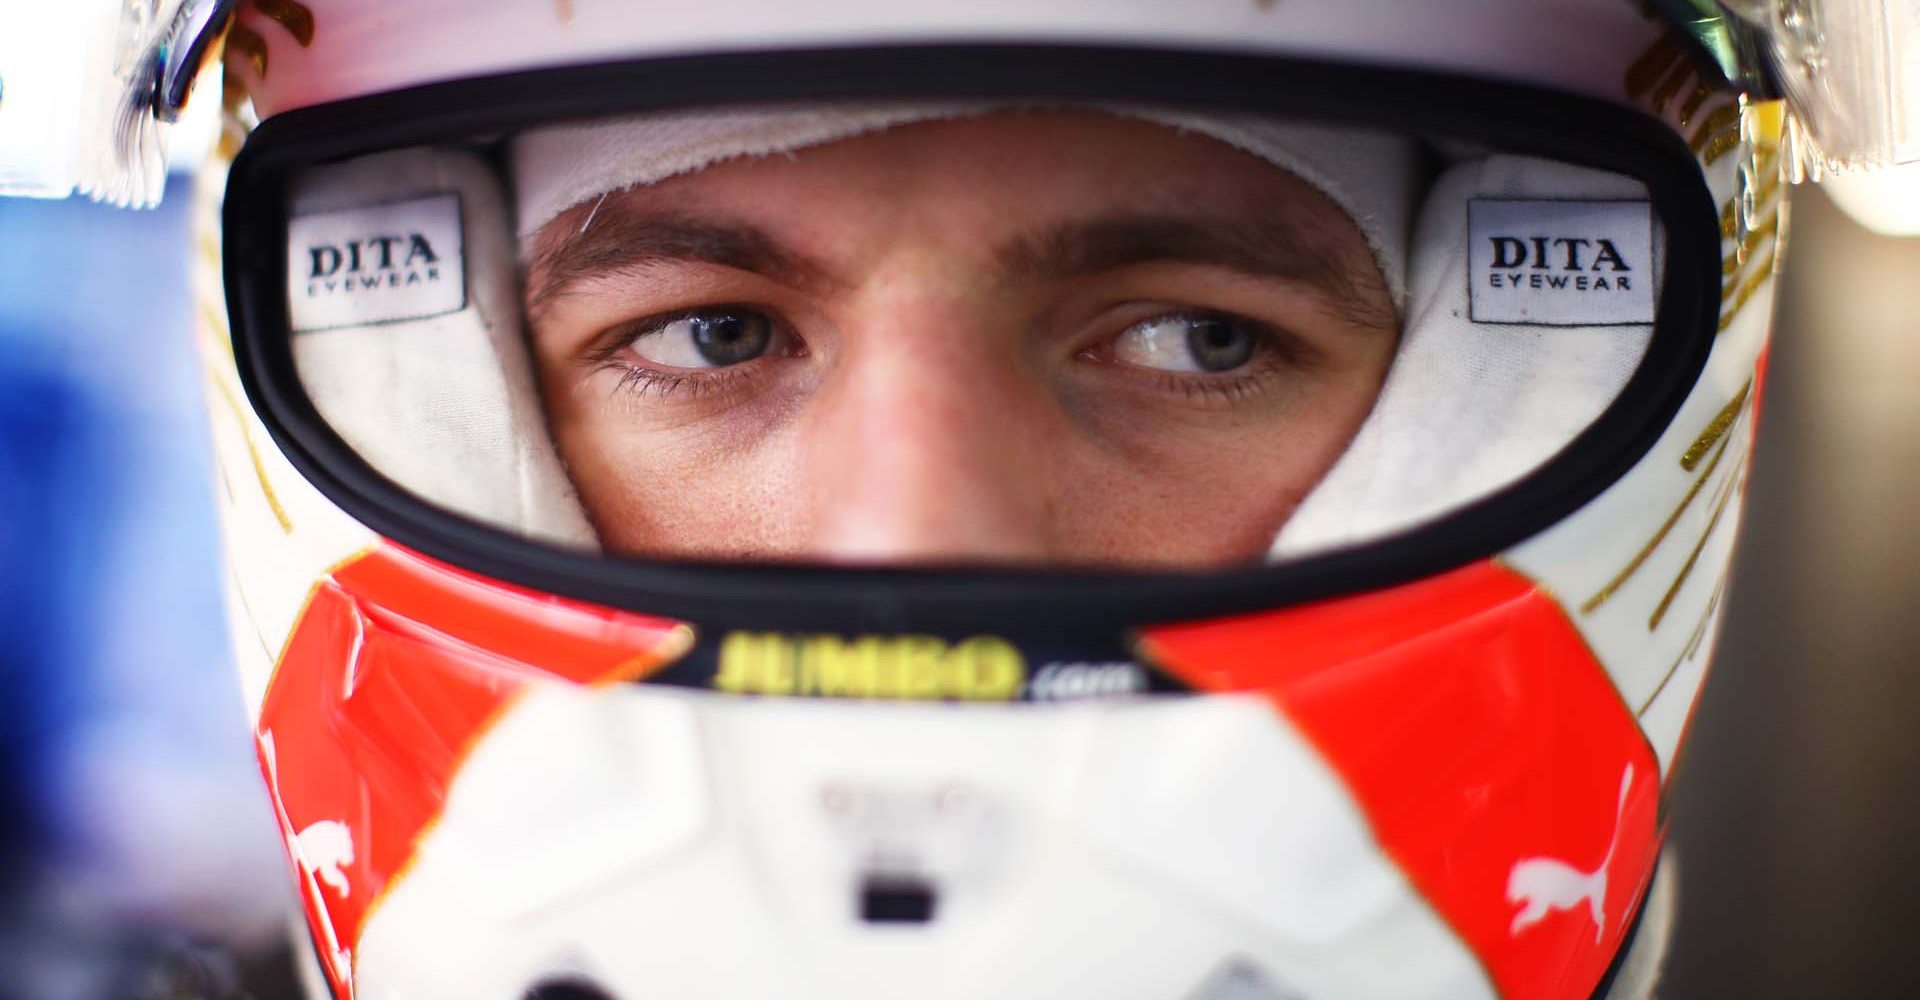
[1468,199,1655,326]
[287,193,467,332]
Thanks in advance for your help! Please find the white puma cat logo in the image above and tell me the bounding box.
[1506,763,1635,943]
[297,820,356,899]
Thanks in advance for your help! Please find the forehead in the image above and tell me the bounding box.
[529,111,1361,251]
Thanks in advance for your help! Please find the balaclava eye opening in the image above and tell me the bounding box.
[284,103,1656,561]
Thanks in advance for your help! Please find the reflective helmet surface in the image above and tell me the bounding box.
[196,2,1779,998]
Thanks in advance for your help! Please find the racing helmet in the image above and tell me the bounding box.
[180,0,1780,997]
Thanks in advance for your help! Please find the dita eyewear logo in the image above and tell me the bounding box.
[287,193,468,332]
[1468,199,1655,326]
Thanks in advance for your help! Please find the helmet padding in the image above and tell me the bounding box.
[1272,155,1661,557]
[288,148,597,548]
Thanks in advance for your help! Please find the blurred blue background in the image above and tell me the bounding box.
[0,177,286,999]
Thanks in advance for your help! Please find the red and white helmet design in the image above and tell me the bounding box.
[189,2,1778,998]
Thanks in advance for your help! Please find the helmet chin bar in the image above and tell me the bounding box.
[255,548,1669,1000]
[310,871,1672,1000]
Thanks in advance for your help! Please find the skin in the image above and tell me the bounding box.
[522,112,1398,569]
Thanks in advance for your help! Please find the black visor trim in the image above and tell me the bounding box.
[223,44,1723,633]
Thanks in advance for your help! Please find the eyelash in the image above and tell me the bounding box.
[1089,308,1311,402]
[600,365,752,400]
[583,305,789,400]
[1151,368,1275,403]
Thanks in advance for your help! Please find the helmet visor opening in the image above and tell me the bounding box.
[222,47,1718,628]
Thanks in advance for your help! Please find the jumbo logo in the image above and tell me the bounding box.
[714,632,1026,701]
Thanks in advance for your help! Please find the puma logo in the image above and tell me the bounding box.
[1506,763,1635,943]
[297,819,356,899]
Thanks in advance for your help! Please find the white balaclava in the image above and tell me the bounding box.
[511,105,1418,307]
[1274,153,1661,557]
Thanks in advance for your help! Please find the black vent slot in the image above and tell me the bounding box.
[860,874,938,924]
[523,979,616,1000]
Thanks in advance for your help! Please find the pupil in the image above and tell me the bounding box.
[691,312,770,366]
[1185,319,1254,372]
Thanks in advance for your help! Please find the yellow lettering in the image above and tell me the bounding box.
[718,632,1026,700]
[899,635,948,700]
[716,631,782,694]
[949,636,1026,701]
[714,632,798,695]
[800,635,880,696]
[763,635,797,695]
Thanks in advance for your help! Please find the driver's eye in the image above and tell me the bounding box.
[1112,313,1261,373]
[629,309,776,368]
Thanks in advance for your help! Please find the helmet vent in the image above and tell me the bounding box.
[522,979,616,1000]
[859,874,938,925]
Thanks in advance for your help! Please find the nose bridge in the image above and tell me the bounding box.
[803,306,1052,563]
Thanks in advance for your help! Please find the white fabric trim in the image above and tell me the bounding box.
[289,148,597,548]
[1271,155,1661,558]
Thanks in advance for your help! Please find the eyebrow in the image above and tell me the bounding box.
[996,214,1396,332]
[525,205,837,321]
[526,205,1395,332]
